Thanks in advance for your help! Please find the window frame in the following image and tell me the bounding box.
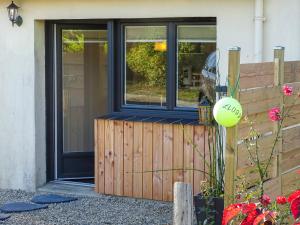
[115,18,217,118]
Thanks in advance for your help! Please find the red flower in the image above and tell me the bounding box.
[222,203,243,225]
[297,169,300,175]
[240,209,260,225]
[288,190,300,203]
[253,211,276,225]
[291,196,300,220]
[242,203,257,214]
[268,107,281,121]
[260,194,271,207]
[283,85,293,96]
[276,196,288,205]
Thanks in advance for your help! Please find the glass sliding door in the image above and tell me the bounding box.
[57,25,108,179]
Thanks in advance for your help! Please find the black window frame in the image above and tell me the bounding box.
[114,18,217,119]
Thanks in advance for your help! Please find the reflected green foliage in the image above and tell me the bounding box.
[63,31,84,53]
[126,43,167,87]
[126,42,196,87]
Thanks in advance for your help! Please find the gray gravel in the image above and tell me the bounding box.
[0,189,172,225]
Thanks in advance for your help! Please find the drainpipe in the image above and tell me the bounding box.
[254,0,265,62]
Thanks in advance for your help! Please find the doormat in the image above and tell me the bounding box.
[0,202,48,213]
[31,194,77,204]
[0,213,10,221]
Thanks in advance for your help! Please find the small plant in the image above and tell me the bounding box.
[193,124,225,198]
[222,174,300,225]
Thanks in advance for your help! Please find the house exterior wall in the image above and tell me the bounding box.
[0,0,299,191]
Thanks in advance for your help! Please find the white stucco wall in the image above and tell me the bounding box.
[264,0,300,61]
[0,0,299,191]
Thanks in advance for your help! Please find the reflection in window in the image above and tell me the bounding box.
[125,26,167,107]
[62,30,108,152]
[177,25,217,108]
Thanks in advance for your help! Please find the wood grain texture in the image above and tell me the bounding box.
[133,122,143,198]
[104,119,114,195]
[173,124,184,184]
[114,120,124,196]
[152,123,163,201]
[183,125,194,185]
[193,126,205,195]
[97,119,105,193]
[143,123,153,199]
[124,121,134,197]
[234,53,300,198]
[163,124,173,201]
[224,48,240,206]
[95,119,210,201]
[173,182,193,225]
[94,120,99,193]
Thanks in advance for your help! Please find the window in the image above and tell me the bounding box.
[119,20,216,114]
[177,25,216,108]
[125,26,167,107]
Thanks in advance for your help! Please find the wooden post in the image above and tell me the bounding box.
[274,46,285,195]
[224,47,241,206]
[173,182,193,225]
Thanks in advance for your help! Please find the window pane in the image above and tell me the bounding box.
[125,26,167,107]
[177,25,217,108]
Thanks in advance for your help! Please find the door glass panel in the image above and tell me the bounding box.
[62,29,108,153]
[176,25,216,108]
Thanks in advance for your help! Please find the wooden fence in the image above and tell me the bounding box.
[225,47,300,205]
[94,119,212,201]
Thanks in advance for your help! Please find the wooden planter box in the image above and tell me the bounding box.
[94,116,211,201]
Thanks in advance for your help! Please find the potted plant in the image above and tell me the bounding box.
[193,123,225,225]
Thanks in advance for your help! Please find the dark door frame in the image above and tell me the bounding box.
[45,20,115,181]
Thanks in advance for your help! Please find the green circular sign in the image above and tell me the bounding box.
[213,97,243,127]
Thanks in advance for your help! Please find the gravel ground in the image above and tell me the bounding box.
[0,189,173,225]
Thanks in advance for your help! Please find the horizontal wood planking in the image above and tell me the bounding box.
[237,134,279,169]
[263,177,281,200]
[283,125,300,152]
[282,167,300,195]
[281,148,300,173]
[284,61,300,83]
[240,62,274,89]
[95,119,207,201]
[236,60,300,197]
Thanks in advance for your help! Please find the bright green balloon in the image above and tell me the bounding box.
[213,97,243,127]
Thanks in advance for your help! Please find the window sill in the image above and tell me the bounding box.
[96,109,214,126]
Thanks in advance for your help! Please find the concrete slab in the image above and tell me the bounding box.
[37,181,101,197]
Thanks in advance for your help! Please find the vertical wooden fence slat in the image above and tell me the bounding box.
[94,120,99,193]
[183,125,194,187]
[163,124,173,201]
[104,119,114,195]
[114,120,124,196]
[133,122,143,198]
[224,47,241,206]
[124,121,134,197]
[143,122,153,199]
[153,123,163,201]
[173,124,184,184]
[204,127,210,180]
[193,126,205,195]
[274,47,285,195]
[97,119,105,193]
